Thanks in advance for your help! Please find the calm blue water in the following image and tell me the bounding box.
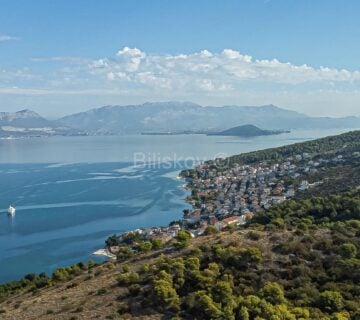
[0,129,353,282]
[0,163,190,283]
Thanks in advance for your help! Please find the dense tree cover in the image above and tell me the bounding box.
[251,189,360,227]
[224,130,360,167]
[112,190,360,319]
[295,158,360,199]
[1,189,359,318]
[181,130,360,178]
[1,131,360,318]
[106,232,165,259]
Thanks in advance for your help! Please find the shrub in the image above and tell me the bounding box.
[205,225,219,235]
[52,268,69,282]
[128,284,141,296]
[97,288,107,295]
[174,230,192,249]
[116,246,133,260]
[259,282,286,305]
[152,239,164,249]
[117,303,130,315]
[117,272,140,286]
[122,264,130,273]
[87,259,95,269]
[339,243,357,259]
[246,231,261,241]
[319,290,344,312]
[153,279,180,311]
[137,241,153,252]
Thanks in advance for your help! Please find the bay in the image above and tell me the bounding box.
[0,129,352,282]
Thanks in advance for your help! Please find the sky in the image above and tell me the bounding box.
[0,0,360,118]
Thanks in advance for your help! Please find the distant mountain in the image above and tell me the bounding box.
[0,109,83,138]
[59,102,360,135]
[208,124,287,137]
[3,103,360,137]
[0,109,50,126]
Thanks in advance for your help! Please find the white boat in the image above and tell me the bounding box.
[7,205,16,216]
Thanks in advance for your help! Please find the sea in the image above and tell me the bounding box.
[0,129,353,283]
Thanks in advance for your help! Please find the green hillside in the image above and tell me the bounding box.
[0,130,359,319]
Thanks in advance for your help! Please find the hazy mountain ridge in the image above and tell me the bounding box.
[0,109,83,138]
[1,103,359,137]
[0,109,41,121]
[59,102,360,134]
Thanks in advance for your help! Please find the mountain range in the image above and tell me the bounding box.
[59,102,360,134]
[1,102,360,137]
[0,109,83,138]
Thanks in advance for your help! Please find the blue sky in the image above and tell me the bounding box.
[1,0,360,117]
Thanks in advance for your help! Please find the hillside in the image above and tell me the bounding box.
[210,130,360,168]
[0,190,359,319]
[208,124,286,137]
[59,102,360,134]
[0,131,359,319]
[181,131,360,201]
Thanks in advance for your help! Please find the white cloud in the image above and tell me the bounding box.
[2,46,360,116]
[88,58,108,69]
[106,72,115,81]
[0,34,19,41]
[0,68,35,80]
[198,79,215,91]
[115,47,146,72]
[0,87,131,95]
[86,47,360,90]
[222,49,252,62]
[31,56,89,63]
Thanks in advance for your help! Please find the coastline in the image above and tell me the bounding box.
[92,248,116,260]
[92,170,192,259]
[0,129,354,281]
[97,130,360,259]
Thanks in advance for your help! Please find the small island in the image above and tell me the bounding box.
[207,124,289,137]
[141,125,289,137]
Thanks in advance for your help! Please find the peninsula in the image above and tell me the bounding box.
[0,130,359,320]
